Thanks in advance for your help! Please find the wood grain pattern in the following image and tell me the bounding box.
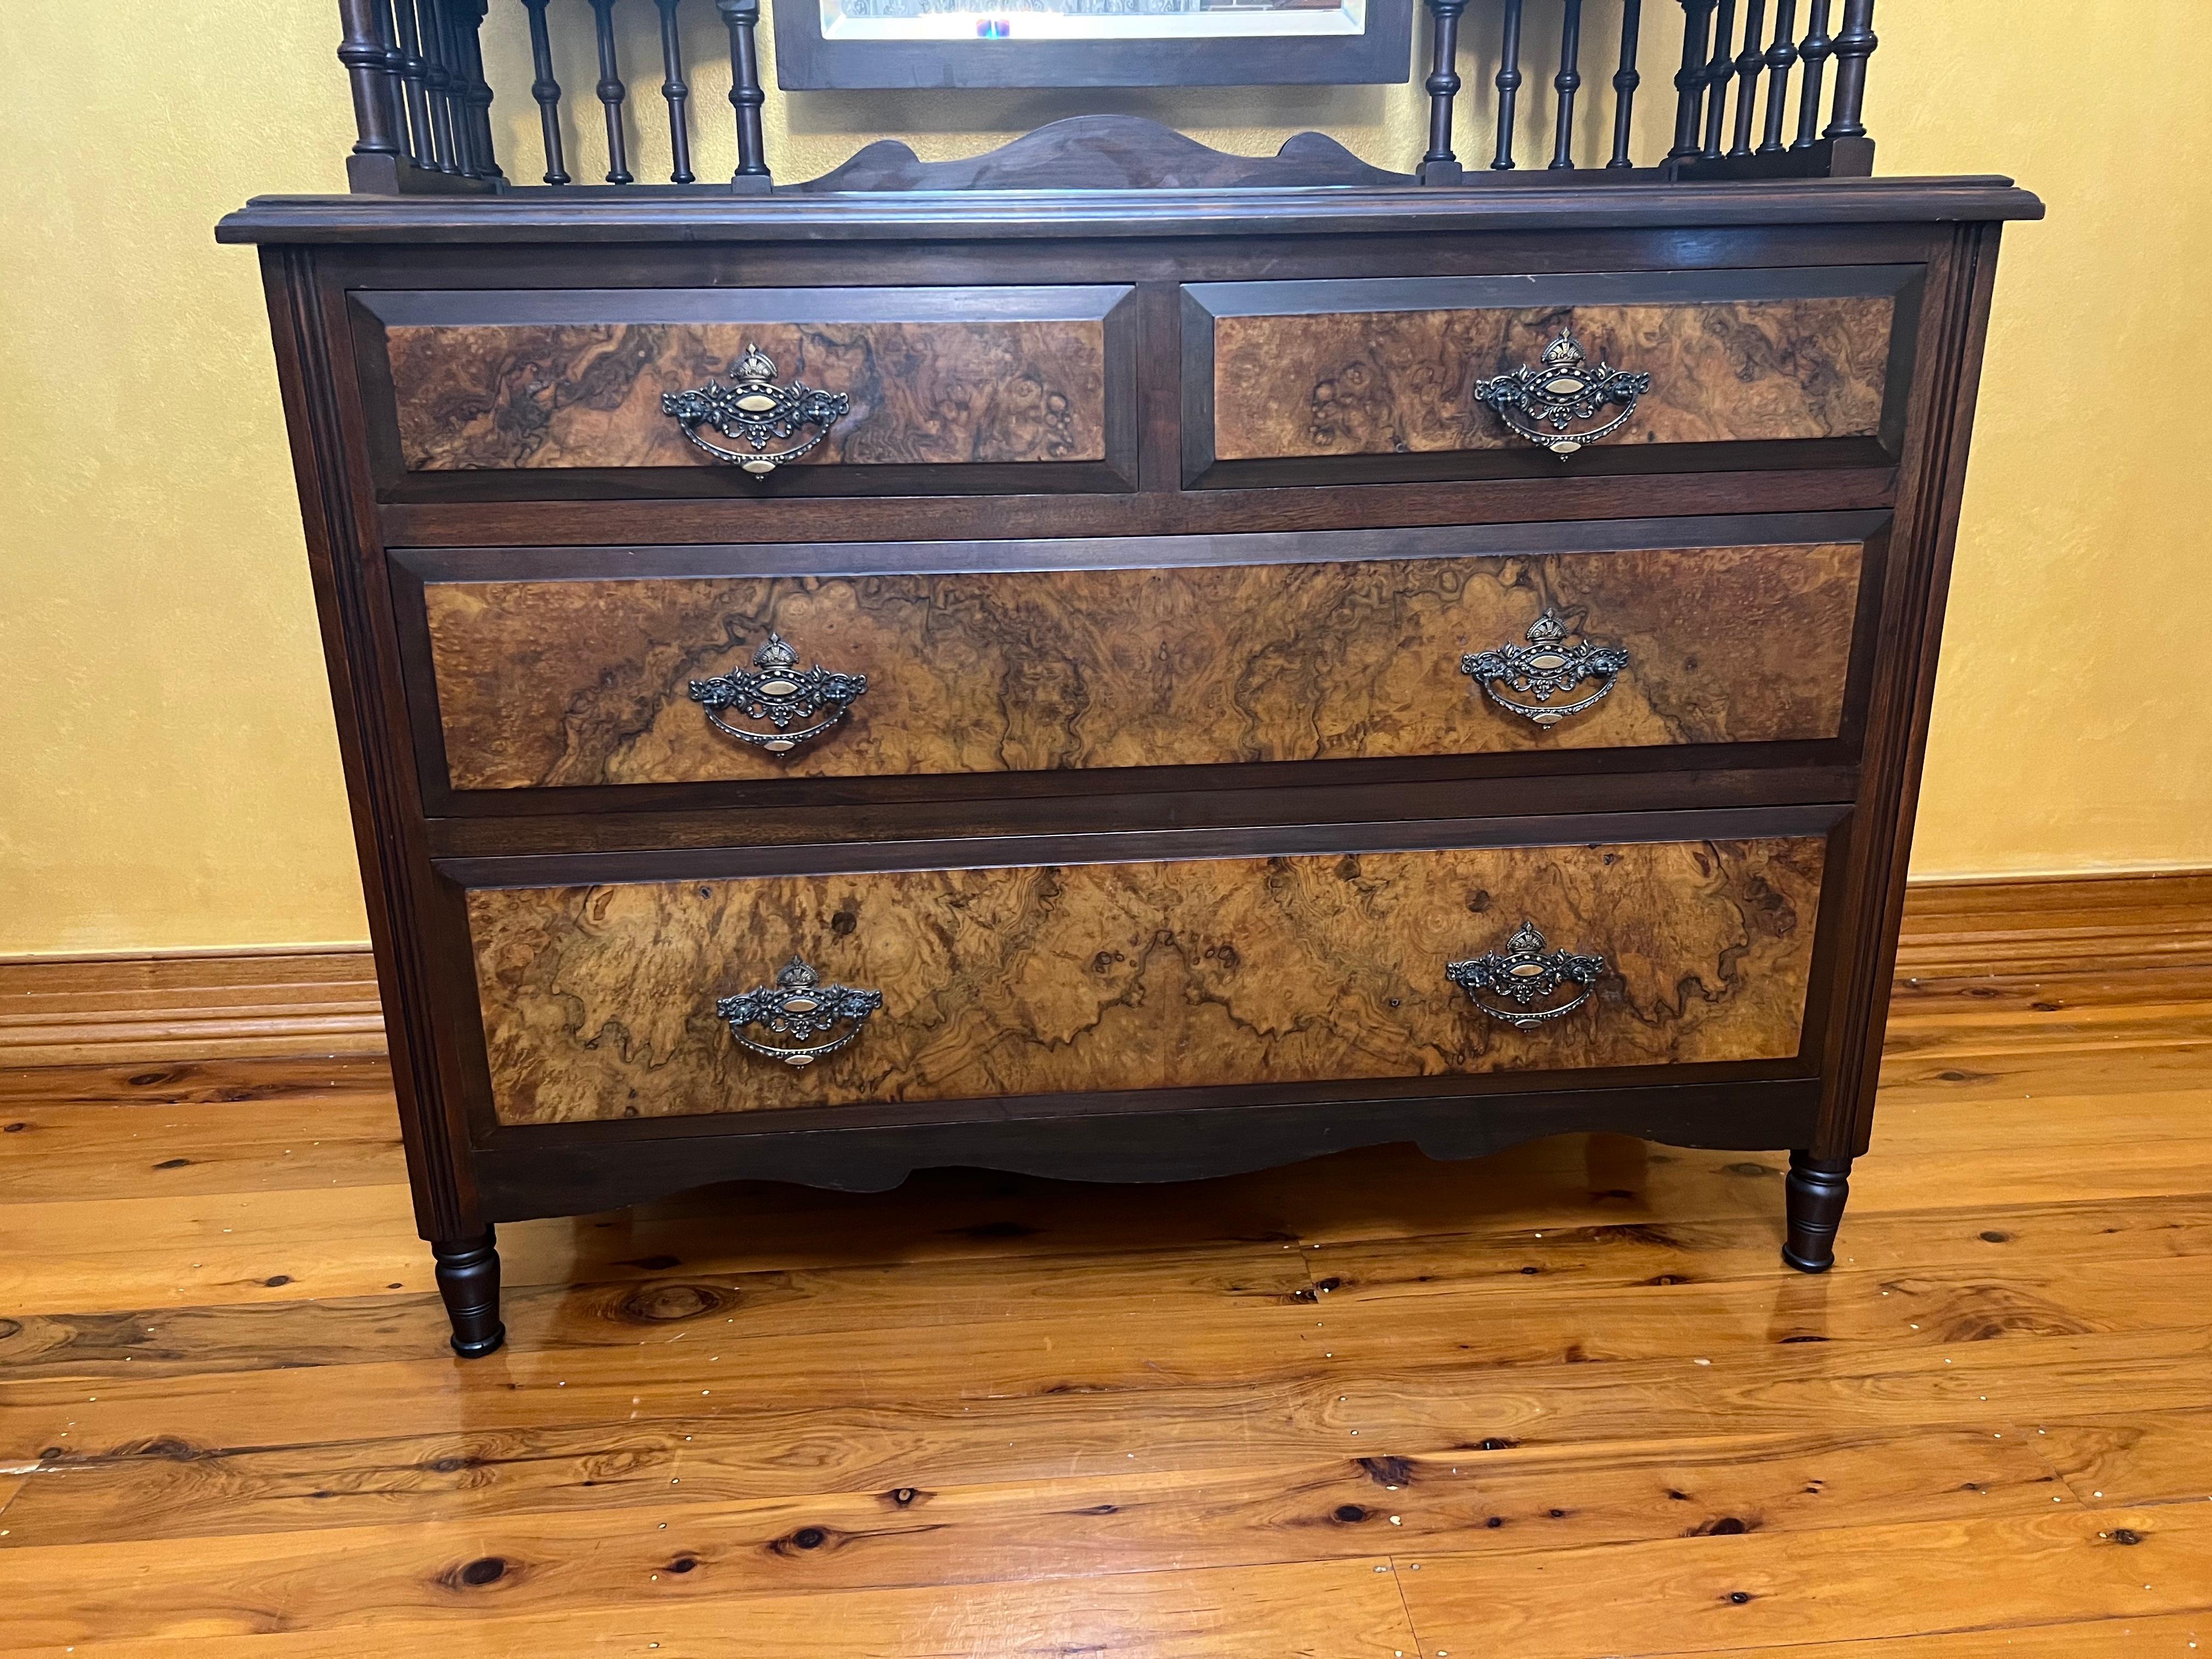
[466,837,1826,1124]
[383,317,1112,471]
[420,540,1865,790]
[1210,297,1896,460]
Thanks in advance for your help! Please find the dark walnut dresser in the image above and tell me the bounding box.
[222,0,2039,1354]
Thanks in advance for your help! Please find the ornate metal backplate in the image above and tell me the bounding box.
[660,345,851,475]
[1446,921,1607,1029]
[716,956,884,1068]
[687,633,868,755]
[1460,609,1632,726]
[1474,331,1653,458]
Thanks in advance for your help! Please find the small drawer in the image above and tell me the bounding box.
[466,829,1830,1126]
[352,285,1137,493]
[398,514,1878,796]
[1183,267,1919,486]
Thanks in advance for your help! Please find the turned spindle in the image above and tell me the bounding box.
[1418,0,1469,184]
[1549,0,1584,171]
[1491,0,1525,170]
[1609,0,1643,169]
[1758,0,1797,154]
[1700,0,1736,157]
[717,0,771,191]
[1728,0,1765,159]
[337,0,404,173]
[655,0,696,185]
[1669,0,1717,160]
[520,0,569,185]
[1824,0,1877,138]
[589,0,635,184]
[1793,0,1835,149]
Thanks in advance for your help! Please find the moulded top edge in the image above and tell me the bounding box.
[216,176,2044,246]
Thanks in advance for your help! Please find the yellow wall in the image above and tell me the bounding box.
[2,2,2207,956]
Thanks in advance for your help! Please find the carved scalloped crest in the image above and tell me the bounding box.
[791,114,1413,194]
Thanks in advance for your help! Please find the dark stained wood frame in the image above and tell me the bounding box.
[227,175,2034,1345]
[768,0,1417,90]
[1180,264,1925,488]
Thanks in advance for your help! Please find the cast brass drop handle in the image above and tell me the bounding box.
[1474,331,1652,458]
[1446,920,1607,1029]
[1460,608,1630,726]
[687,631,868,756]
[716,956,884,1068]
[661,343,851,475]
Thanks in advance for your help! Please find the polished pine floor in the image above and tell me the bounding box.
[2,877,2208,1657]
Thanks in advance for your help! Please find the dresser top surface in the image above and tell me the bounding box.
[218,176,2042,248]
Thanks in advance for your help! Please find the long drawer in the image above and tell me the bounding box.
[397,514,1881,796]
[464,827,1831,1126]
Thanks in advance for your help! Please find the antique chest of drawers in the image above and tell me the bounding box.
[222,134,2039,1355]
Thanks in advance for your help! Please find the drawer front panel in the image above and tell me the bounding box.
[409,523,1870,792]
[1187,268,1915,478]
[467,834,1826,1125]
[357,286,1133,479]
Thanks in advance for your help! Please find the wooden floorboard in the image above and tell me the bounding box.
[0,877,2207,1655]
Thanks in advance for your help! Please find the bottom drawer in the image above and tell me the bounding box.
[466,832,1829,1127]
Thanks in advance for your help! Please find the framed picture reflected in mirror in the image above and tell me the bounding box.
[771,0,1417,88]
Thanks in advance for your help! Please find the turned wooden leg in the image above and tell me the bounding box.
[1782,1151,1852,1273]
[433,1228,507,1357]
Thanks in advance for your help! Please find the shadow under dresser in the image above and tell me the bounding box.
[221,125,2040,1354]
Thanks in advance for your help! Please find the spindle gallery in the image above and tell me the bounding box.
[332,0,1881,193]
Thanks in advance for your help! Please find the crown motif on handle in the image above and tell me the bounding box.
[716,955,884,1068]
[1475,330,1653,458]
[661,344,851,476]
[687,631,868,755]
[1461,608,1632,727]
[1446,919,1608,1029]
[735,343,781,384]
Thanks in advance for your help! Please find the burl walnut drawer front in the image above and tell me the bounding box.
[467,833,1827,1126]
[401,514,1876,794]
[1185,267,1918,485]
[353,285,1136,491]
